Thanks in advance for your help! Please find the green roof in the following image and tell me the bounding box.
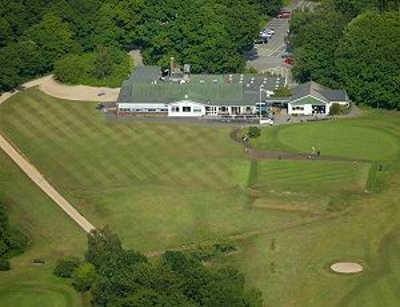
[118,66,285,106]
[291,96,326,106]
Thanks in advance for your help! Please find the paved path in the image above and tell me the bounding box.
[0,134,95,233]
[0,75,120,104]
[0,76,53,105]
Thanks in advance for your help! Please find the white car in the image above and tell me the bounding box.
[265,28,275,35]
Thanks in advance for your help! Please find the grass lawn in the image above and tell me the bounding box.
[1,88,400,306]
[0,89,308,252]
[0,150,87,307]
[253,120,400,160]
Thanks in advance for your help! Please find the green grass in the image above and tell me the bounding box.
[253,120,400,160]
[0,89,307,252]
[1,88,400,306]
[0,149,87,307]
[0,284,77,307]
[255,160,369,193]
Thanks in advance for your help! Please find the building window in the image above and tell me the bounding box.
[171,106,180,112]
[193,107,202,112]
[160,108,168,112]
[292,106,304,111]
[220,106,227,112]
[182,106,191,112]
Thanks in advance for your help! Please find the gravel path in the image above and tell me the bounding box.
[0,75,120,104]
[39,76,120,102]
[0,134,95,233]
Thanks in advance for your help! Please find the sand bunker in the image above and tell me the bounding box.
[330,262,363,274]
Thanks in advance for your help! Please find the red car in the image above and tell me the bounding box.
[284,57,294,65]
[277,10,291,19]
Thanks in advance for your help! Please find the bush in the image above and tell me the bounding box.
[72,262,97,292]
[272,86,292,97]
[0,258,10,271]
[248,126,261,138]
[54,47,133,88]
[329,103,349,115]
[54,256,81,278]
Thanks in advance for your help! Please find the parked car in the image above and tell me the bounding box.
[264,28,275,35]
[284,57,294,65]
[277,10,291,18]
[255,37,268,44]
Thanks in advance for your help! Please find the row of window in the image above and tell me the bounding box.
[292,106,305,111]
[171,106,202,113]
[119,108,168,112]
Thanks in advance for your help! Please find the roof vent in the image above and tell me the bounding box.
[213,79,218,83]
[200,80,205,84]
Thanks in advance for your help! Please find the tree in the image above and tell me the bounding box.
[248,127,261,138]
[22,14,81,70]
[272,86,292,97]
[290,6,349,87]
[72,262,97,292]
[54,256,81,278]
[335,11,400,108]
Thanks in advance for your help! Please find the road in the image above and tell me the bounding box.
[246,0,316,73]
[0,133,95,233]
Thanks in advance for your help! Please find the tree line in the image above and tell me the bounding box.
[54,227,263,306]
[0,0,283,92]
[289,0,400,109]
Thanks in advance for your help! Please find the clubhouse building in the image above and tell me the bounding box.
[116,65,350,119]
[116,66,285,119]
[267,81,350,116]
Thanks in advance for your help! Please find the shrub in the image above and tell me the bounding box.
[54,256,81,278]
[54,46,132,88]
[248,126,261,138]
[72,262,97,292]
[272,86,292,97]
[0,258,10,271]
[329,103,349,116]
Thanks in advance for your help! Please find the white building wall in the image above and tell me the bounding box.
[168,100,206,117]
[117,103,168,112]
[288,104,313,115]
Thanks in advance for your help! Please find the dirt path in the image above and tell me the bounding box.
[0,134,95,233]
[0,76,53,105]
[0,75,120,104]
[39,76,120,102]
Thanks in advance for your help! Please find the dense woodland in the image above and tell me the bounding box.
[290,0,400,109]
[55,227,263,306]
[0,0,282,91]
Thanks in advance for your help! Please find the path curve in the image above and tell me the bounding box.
[0,75,120,104]
[0,134,95,233]
[39,76,120,102]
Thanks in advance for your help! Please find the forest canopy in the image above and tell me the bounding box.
[289,0,400,109]
[54,227,264,307]
[0,0,282,91]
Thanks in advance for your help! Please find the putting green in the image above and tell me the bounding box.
[277,122,399,160]
[0,285,73,307]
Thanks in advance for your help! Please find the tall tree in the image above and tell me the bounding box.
[335,11,400,108]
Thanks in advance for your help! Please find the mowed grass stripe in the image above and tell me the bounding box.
[254,160,368,193]
[27,95,147,185]
[9,98,119,186]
